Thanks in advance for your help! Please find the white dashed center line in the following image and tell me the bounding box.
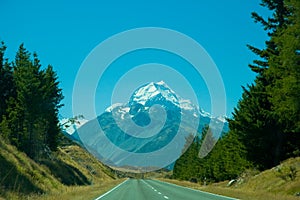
[141,180,170,199]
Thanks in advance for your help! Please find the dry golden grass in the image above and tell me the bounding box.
[159,157,300,200]
[56,145,115,183]
[0,140,117,200]
[28,179,125,200]
[0,137,62,197]
[159,178,300,200]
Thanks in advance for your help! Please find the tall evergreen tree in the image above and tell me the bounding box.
[2,44,64,159]
[173,126,249,182]
[41,65,64,151]
[11,45,44,158]
[229,82,280,169]
[230,0,299,169]
[173,135,201,180]
[266,0,300,157]
[205,131,249,182]
[0,42,14,122]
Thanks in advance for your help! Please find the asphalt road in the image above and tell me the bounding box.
[95,179,237,200]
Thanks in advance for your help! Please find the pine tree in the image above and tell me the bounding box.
[173,126,249,182]
[41,65,64,151]
[206,131,250,181]
[230,0,299,169]
[229,83,280,169]
[11,45,44,158]
[173,134,201,181]
[266,0,300,157]
[3,44,64,159]
[0,42,14,122]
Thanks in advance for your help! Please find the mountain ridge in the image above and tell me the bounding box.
[65,81,228,171]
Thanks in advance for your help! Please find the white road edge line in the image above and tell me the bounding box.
[152,179,238,200]
[94,179,129,200]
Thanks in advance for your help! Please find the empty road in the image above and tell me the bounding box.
[95,179,237,200]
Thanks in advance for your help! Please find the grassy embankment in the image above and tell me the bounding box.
[160,157,300,200]
[0,137,123,200]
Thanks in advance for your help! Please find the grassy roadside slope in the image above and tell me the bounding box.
[29,179,125,200]
[0,137,117,199]
[0,138,61,199]
[160,157,300,200]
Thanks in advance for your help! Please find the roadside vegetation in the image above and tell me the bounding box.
[173,0,299,181]
[172,0,300,198]
[163,157,300,199]
[0,40,119,199]
[27,179,124,200]
[0,136,118,199]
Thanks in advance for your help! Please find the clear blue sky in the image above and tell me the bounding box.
[0,0,270,119]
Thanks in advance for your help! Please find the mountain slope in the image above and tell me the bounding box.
[74,81,228,171]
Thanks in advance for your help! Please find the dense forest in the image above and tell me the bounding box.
[173,0,300,182]
[0,42,63,161]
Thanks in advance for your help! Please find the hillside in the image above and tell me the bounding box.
[162,157,300,200]
[0,137,116,199]
[234,157,300,197]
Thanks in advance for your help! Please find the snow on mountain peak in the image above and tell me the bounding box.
[156,80,167,86]
[130,81,179,106]
[105,103,124,112]
[179,99,195,110]
[102,81,226,123]
[199,108,211,118]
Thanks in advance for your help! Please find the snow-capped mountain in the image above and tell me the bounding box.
[107,81,203,120]
[129,81,179,107]
[68,81,227,171]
